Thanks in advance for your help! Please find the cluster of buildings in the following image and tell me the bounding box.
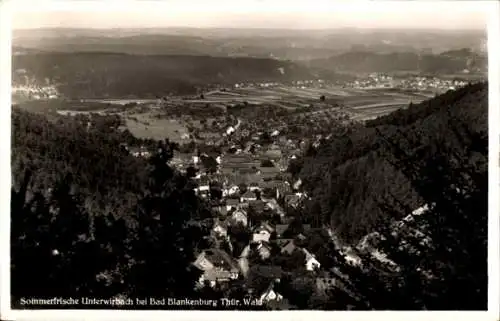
[12,84,59,100]
[12,70,60,101]
[191,187,326,305]
[345,73,469,92]
[394,76,469,91]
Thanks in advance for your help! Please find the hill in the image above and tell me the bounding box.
[294,82,487,243]
[308,50,487,75]
[11,52,340,98]
[11,108,213,303]
[13,28,486,60]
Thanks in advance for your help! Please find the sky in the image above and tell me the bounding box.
[10,0,489,30]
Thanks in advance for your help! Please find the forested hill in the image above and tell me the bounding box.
[11,108,214,303]
[12,53,344,98]
[308,50,487,74]
[293,82,487,244]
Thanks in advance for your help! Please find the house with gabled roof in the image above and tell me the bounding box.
[225,198,240,211]
[303,248,321,271]
[248,182,261,192]
[252,226,272,243]
[193,249,240,287]
[223,184,240,197]
[285,194,302,209]
[260,221,275,234]
[212,218,229,238]
[275,224,290,238]
[211,205,228,217]
[240,190,257,203]
[259,282,283,303]
[230,208,248,227]
[280,239,297,255]
[256,242,272,260]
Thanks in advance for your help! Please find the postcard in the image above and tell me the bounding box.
[1,1,499,320]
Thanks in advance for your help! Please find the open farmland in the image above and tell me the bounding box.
[18,85,434,140]
[174,85,429,113]
[124,112,190,143]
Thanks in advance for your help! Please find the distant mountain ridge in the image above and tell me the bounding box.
[12,52,346,98]
[308,50,487,74]
[13,28,486,60]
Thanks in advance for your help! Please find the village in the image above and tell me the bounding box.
[120,100,383,309]
[344,73,470,92]
[121,95,436,309]
[122,104,344,308]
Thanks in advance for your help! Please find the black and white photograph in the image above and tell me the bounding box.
[1,0,499,318]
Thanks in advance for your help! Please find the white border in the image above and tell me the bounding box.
[1,1,499,321]
[487,0,500,318]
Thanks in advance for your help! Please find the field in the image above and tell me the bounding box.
[124,113,190,143]
[15,85,436,137]
[180,86,430,121]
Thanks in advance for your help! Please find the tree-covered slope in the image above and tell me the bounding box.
[296,82,487,243]
[10,109,213,305]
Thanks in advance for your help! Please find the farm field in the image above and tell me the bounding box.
[15,85,435,138]
[123,112,191,143]
[175,86,429,112]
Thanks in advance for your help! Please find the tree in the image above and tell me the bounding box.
[126,139,209,299]
[200,155,218,174]
[260,159,274,167]
[209,181,223,201]
[238,183,248,194]
[326,116,488,310]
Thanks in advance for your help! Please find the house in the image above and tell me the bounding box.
[280,239,297,255]
[248,182,261,192]
[247,200,267,226]
[341,246,361,266]
[231,208,248,227]
[259,283,283,303]
[193,249,240,287]
[284,194,301,209]
[258,166,280,179]
[260,221,275,234]
[316,275,338,293]
[252,226,272,243]
[276,182,292,200]
[238,245,251,278]
[223,185,240,197]
[296,233,307,242]
[303,249,321,271]
[193,251,215,271]
[276,238,293,247]
[240,191,257,203]
[256,242,272,260]
[239,168,259,175]
[293,179,302,190]
[247,265,283,290]
[226,198,240,211]
[262,198,285,218]
[211,205,228,217]
[265,149,282,160]
[212,219,228,237]
[199,269,238,288]
[275,224,289,238]
[194,185,210,198]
